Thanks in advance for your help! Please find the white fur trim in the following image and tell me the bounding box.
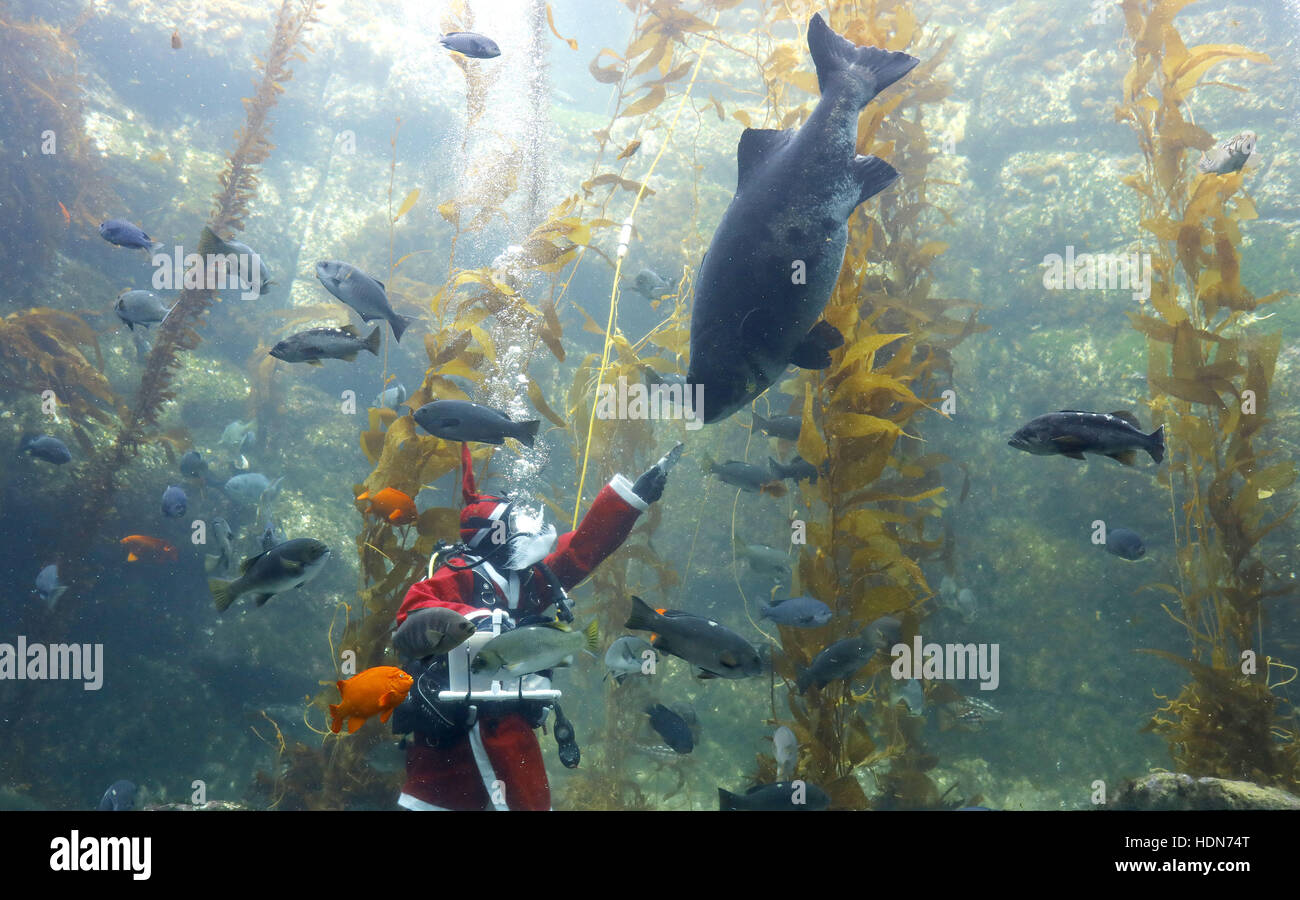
[610,473,648,511]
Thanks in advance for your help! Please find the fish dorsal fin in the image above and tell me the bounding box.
[736,128,794,191]
[239,550,267,574]
[1108,410,1141,428]
[1058,409,1087,413]
[375,278,386,291]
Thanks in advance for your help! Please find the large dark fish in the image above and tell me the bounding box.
[1008,410,1164,466]
[624,595,762,680]
[413,399,540,447]
[1105,527,1146,561]
[796,615,900,694]
[752,412,801,441]
[19,434,71,464]
[98,780,138,811]
[686,15,918,423]
[440,31,500,59]
[701,454,786,496]
[99,219,161,252]
[270,325,381,365]
[645,703,694,754]
[769,454,821,484]
[315,260,415,342]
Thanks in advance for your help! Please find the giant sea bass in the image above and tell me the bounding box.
[686,14,918,424]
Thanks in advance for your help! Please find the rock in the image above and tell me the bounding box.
[1109,772,1300,810]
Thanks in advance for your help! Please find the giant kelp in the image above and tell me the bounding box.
[743,0,978,809]
[1116,0,1298,788]
[53,0,322,608]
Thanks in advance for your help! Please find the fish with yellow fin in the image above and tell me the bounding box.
[329,666,414,734]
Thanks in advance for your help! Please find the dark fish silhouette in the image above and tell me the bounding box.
[1009,410,1164,466]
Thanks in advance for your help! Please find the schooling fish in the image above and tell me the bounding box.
[1105,527,1146,561]
[219,419,255,449]
[34,564,67,610]
[19,434,71,464]
[1196,130,1258,175]
[270,325,381,365]
[179,449,208,480]
[208,537,331,613]
[761,595,832,628]
[439,31,501,59]
[701,453,786,496]
[632,268,672,301]
[161,484,188,518]
[1008,410,1165,466]
[769,454,821,484]
[686,14,918,423]
[99,219,162,252]
[413,399,540,447]
[645,703,694,754]
[114,289,174,330]
[624,595,762,680]
[329,666,414,734]
[796,615,900,694]
[315,260,415,342]
[751,412,801,441]
[204,517,234,574]
[223,473,284,507]
[735,540,792,579]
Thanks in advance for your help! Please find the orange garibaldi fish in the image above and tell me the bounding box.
[357,487,418,525]
[330,666,414,734]
[121,535,178,563]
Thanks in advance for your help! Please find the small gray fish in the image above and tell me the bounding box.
[1105,527,1146,561]
[895,678,925,715]
[315,260,415,342]
[223,473,283,507]
[392,606,476,658]
[768,454,820,484]
[952,588,977,623]
[773,725,798,781]
[752,412,802,441]
[208,537,331,612]
[114,289,173,330]
[604,635,655,684]
[719,781,829,811]
[632,268,671,300]
[201,228,273,295]
[20,434,71,464]
[35,564,66,610]
[702,455,785,495]
[1008,410,1164,466]
[762,595,832,628]
[180,450,208,480]
[161,484,187,518]
[270,325,381,365]
[219,420,255,448]
[204,518,234,574]
[939,696,1003,732]
[413,399,540,447]
[797,616,899,694]
[735,540,791,579]
[1196,130,1258,175]
[375,382,408,410]
[99,219,161,252]
[439,31,501,59]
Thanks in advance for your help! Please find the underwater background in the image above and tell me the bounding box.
[1,0,1298,811]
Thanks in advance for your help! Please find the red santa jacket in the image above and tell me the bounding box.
[396,475,648,624]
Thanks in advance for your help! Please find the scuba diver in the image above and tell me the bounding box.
[390,442,677,810]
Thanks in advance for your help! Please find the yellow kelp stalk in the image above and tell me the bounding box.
[1116,0,1298,788]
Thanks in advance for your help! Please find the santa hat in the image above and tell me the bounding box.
[458,443,508,548]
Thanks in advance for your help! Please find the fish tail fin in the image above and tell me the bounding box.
[806,12,919,105]
[751,411,768,432]
[1148,425,1165,464]
[389,314,416,343]
[363,327,382,355]
[209,578,236,613]
[516,419,541,448]
[624,595,659,632]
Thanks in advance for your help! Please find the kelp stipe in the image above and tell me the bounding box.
[54,0,323,610]
[1116,0,1298,789]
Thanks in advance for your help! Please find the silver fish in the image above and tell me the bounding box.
[114,289,173,330]
[1196,130,1258,175]
[35,564,66,610]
